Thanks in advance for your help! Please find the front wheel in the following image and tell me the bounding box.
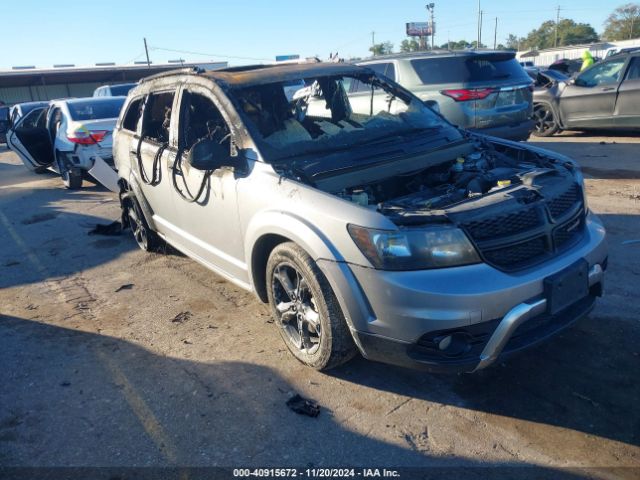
[532,104,560,137]
[266,242,356,370]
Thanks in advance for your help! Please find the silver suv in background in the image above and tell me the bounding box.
[359,51,534,141]
[113,63,606,373]
[93,83,137,97]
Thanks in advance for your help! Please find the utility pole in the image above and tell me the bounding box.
[371,31,375,48]
[143,37,151,69]
[630,15,636,39]
[494,17,498,50]
[426,3,435,50]
[479,11,484,48]
[554,6,561,47]
[477,0,482,48]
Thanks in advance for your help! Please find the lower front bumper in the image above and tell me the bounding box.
[352,263,604,374]
[468,119,535,141]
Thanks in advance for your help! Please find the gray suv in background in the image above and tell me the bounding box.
[113,63,606,373]
[359,51,534,141]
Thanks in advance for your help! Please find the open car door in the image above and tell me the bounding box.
[7,107,54,171]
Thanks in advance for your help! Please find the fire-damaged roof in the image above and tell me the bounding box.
[142,62,373,88]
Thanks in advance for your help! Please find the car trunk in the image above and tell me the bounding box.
[411,52,533,129]
[473,83,533,129]
[67,118,117,159]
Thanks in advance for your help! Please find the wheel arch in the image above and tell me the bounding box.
[533,99,565,130]
[118,174,158,232]
[246,212,344,303]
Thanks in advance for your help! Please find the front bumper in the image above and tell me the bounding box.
[318,213,607,373]
[467,119,534,141]
[352,263,603,373]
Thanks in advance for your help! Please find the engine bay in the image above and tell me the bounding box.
[328,138,577,225]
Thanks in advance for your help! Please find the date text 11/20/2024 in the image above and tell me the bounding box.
[233,468,401,477]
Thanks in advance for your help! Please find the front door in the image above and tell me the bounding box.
[168,86,246,283]
[559,57,627,129]
[614,56,640,128]
[7,107,54,171]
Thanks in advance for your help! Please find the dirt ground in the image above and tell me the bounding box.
[0,131,638,478]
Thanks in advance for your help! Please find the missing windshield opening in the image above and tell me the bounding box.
[232,73,441,162]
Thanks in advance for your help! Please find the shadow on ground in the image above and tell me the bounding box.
[0,314,612,479]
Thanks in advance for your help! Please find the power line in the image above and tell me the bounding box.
[149,46,272,62]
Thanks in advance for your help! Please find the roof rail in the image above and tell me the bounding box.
[139,66,203,83]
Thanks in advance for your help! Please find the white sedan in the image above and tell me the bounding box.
[7,97,125,190]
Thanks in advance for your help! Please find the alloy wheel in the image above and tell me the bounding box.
[127,204,148,250]
[271,262,321,354]
[533,104,558,136]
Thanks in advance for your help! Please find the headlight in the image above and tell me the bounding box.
[347,224,481,270]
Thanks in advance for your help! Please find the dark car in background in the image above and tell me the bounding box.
[532,50,640,136]
[359,51,534,141]
[0,104,9,144]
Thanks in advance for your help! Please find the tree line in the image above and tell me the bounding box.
[370,2,640,55]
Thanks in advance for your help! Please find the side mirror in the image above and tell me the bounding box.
[424,100,440,114]
[186,138,233,171]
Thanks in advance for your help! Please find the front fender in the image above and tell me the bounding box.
[244,210,374,333]
[244,209,345,272]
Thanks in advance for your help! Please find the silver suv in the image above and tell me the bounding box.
[359,51,534,141]
[113,63,606,372]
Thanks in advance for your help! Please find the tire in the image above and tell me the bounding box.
[266,242,357,370]
[532,103,560,137]
[57,151,82,189]
[125,196,162,252]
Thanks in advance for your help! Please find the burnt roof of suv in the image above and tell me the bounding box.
[140,62,371,88]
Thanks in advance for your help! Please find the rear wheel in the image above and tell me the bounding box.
[266,242,356,370]
[126,197,161,252]
[532,103,560,137]
[56,151,82,189]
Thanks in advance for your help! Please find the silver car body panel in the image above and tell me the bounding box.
[113,65,606,371]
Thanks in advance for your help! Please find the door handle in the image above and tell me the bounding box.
[601,87,615,92]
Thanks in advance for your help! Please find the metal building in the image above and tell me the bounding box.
[0,61,228,105]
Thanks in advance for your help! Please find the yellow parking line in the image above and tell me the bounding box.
[95,349,179,463]
[0,209,180,466]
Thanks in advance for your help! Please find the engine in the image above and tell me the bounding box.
[335,141,571,223]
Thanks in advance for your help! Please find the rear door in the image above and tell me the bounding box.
[613,56,640,128]
[130,90,180,236]
[558,57,627,128]
[6,107,54,170]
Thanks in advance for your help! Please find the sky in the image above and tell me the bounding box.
[2,0,622,68]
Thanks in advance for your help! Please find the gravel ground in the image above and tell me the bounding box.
[0,132,638,478]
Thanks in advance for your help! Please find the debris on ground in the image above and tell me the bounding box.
[88,221,123,236]
[172,311,192,324]
[286,394,321,417]
[115,284,135,292]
